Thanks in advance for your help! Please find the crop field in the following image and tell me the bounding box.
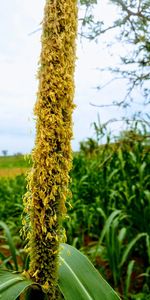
[0,155,31,177]
[0,133,150,299]
[0,167,29,177]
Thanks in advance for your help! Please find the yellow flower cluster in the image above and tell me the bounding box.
[23,0,77,298]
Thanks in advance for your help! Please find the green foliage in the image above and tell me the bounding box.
[59,243,120,300]
[65,132,150,245]
[0,222,30,272]
[0,241,120,300]
[124,260,135,300]
[94,210,149,289]
[0,155,31,169]
[0,128,149,298]
[0,221,18,271]
[0,269,42,300]
[63,130,150,298]
[0,175,26,227]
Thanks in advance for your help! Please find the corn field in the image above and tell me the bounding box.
[0,127,150,299]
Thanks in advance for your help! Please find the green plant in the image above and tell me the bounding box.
[94,210,149,296]
[0,154,31,169]
[0,175,26,227]
[0,221,29,274]
[66,127,150,240]
[0,222,120,300]
[0,245,120,300]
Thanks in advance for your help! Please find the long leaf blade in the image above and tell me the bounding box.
[124,260,135,299]
[100,210,121,244]
[0,221,18,271]
[0,269,33,300]
[59,243,120,300]
[120,233,146,267]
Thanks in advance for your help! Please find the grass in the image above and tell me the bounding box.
[0,154,31,169]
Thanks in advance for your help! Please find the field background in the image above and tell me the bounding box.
[0,155,31,177]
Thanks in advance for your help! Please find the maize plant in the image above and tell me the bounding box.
[22,0,77,298]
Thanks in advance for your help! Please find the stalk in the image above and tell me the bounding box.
[22,0,77,298]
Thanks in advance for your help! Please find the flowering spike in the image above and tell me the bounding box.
[22,0,77,298]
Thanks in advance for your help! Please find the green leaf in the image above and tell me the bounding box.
[59,243,120,300]
[145,234,150,264]
[0,221,18,271]
[99,210,121,244]
[0,269,34,300]
[118,227,127,244]
[120,233,147,267]
[124,260,135,299]
[94,210,121,257]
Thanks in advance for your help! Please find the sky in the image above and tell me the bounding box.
[0,0,127,155]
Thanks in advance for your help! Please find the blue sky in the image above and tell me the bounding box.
[0,0,127,155]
